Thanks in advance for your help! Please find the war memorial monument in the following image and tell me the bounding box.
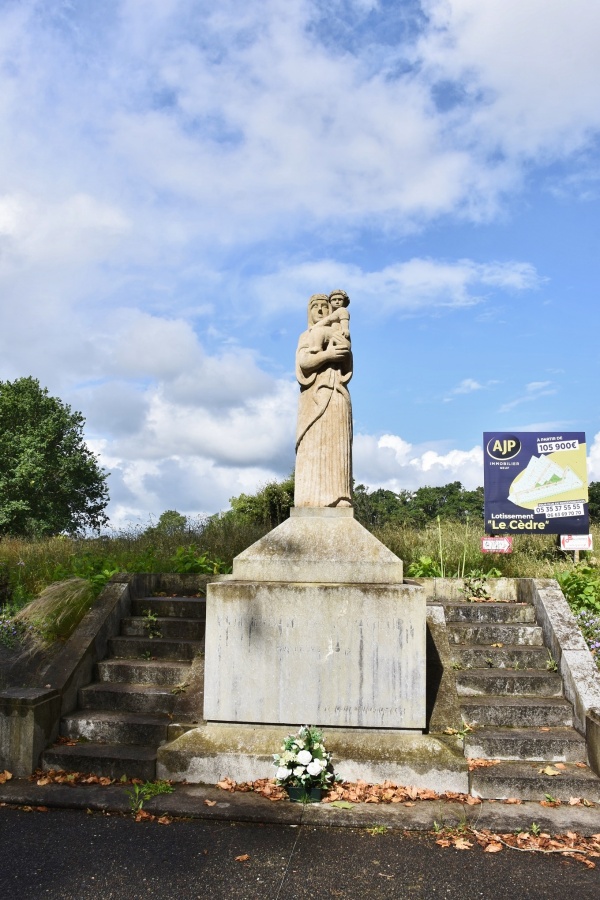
[158,290,468,788]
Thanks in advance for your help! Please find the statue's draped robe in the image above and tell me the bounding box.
[294,326,353,507]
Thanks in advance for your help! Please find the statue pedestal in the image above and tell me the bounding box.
[204,508,425,729]
[156,511,463,788]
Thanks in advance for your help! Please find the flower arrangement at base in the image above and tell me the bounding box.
[273,725,336,798]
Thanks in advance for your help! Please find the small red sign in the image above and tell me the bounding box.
[481,536,513,554]
[560,534,593,551]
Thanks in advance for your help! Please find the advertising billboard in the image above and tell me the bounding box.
[484,432,589,535]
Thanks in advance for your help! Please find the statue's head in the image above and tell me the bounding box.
[307,293,330,326]
[329,289,349,309]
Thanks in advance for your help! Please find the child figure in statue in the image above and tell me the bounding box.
[307,289,350,353]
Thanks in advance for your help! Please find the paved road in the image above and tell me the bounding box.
[1,807,599,899]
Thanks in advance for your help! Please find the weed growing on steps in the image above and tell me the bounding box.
[126,780,174,814]
[142,609,162,639]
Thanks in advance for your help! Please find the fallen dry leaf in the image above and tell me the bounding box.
[453,838,473,850]
[554,763,566,770]
[539,766,561,776]
[484,842,503,853]
[0,771,13,784]
[504,798,522,804]
[204,799,217,807]
[157,816,172,825]
[134,810,155,822]
[36,777,50,786]
[235,854,250,863]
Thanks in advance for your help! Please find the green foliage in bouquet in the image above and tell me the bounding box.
[273,725,337,789]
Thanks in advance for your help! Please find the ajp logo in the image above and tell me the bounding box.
[486,435,522,461]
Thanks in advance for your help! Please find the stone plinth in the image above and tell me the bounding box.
[204,579,425,729]
[231,507,403,584]
[157,723,468,793]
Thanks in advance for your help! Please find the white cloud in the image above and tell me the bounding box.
[499,381,557,414]
[253,257,542,317]
[451,378,483,395]
[588,432,600,483]
[354,433,483,492]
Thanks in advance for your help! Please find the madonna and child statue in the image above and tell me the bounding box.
[200,287,426,739]
[295,289,353,508]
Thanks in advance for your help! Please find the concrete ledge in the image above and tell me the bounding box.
[586,708,600,778]
[521,578,600,734]
[0,688,61,776]
[157,722,468,793]
[2,778,600,833]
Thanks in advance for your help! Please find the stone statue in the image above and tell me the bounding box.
[294,290,353,507]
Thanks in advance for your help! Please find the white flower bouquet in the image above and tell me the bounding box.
[272,725,335,790]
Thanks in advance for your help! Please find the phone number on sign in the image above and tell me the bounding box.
[534,501,585,518]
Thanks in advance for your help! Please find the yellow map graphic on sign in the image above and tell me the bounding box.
[508,444,588,510]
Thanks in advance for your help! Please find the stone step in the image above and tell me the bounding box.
[460,697,574,728]
[121,617,205,640]
[108,636,203,660]
[61,710,171,746]
[465,727,588,763]
[443,603,536,624]
[469,760,600,802]
[447,623,544,646]
[42,742,157,781]
[79,683,177,715]
[96,659,192,686]
[456,669,563,697]
[132,597,206,619]
[452,644,551,669]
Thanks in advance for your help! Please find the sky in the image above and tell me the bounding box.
[1,0,600,526]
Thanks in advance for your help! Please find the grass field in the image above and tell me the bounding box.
[1,517,598,608]
[1,517,599,661]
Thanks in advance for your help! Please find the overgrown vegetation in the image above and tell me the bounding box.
[1,477,599,664]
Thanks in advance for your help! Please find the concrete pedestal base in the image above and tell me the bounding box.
[204,580,426,729]
[156,723,469,793]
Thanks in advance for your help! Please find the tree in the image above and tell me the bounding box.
[229,474,295,529]
[354,481,484,528]
[0,377,109,536]
[589,482,600,524]
[145,510,188,537]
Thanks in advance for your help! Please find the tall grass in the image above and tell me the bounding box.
[1,517,598,614]
[0,516,268,612]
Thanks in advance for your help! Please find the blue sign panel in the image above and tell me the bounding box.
[483,432,589,536]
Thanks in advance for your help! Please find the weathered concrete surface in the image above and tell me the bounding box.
[522,578,600,733]
[204,580,425,728]
[231,508,404,584]
[0,688,61,776]
[3,777,600,835]
[425,605,463,734]
[157,722,468,792]
[587,708,600,778]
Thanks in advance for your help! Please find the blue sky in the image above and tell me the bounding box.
[1,0,599,524]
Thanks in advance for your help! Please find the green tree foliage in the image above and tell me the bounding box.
[354,481,484,528]
[145,510,188,537]
[0,377,109,536]
[229,474,295,529]
[588,482,600,524]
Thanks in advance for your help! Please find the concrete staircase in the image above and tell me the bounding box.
[442,597,600,801]
[42,595,205,780]
[40,581,600,801]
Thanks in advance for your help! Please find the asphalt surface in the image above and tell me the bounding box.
[1,807,599,900]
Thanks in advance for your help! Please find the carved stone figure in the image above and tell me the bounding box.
[294,291,353,507]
